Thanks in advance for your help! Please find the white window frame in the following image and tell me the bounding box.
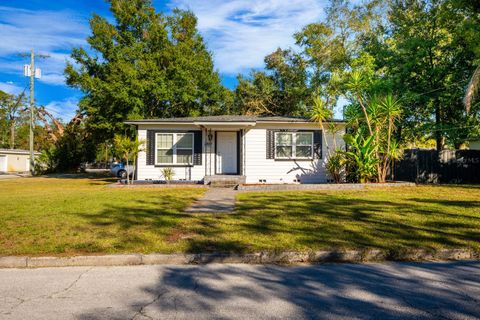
[274,132,314,159]
[155,132,194,165]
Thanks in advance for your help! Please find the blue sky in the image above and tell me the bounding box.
[0,0,327,121]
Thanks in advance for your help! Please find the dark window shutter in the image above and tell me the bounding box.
[193,131,202,165]
[313,130,322,159]
[266,130,276,159]
[146,130,155,165]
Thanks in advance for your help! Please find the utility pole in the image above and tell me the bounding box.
[19,49,49,175]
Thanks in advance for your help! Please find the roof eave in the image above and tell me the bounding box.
[193,121,256,127]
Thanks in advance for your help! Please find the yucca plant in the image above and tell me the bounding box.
[310,94,334,158]
[161,167,175,183]
[377,94,403,182]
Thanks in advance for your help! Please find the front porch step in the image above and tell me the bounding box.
[204,175,246,188]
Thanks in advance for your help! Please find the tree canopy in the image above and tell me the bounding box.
[233,0,480,149]
[65,0,227,144]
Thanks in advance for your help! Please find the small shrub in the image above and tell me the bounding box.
[326,151,346,183]
[161,167,175,182]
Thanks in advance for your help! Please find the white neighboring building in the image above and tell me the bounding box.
[126,116,346,184]
[0,149,40,173]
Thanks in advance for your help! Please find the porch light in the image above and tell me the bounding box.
[207,129,213,142]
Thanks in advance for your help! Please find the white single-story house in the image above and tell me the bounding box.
[126,116,346,184]
[0,149,40,173]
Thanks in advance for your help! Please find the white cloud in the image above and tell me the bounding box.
[0,6,88,85]
[0,81,24,95]
[44,97,79,122]
[39,73,66,86]
[0,7,87,56]
[170,0,325,74]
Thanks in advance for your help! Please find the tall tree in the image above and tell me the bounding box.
[0,90,27,149]
[368,0,478,149]
[458,0,480,114]
[234,48,310,116]
[65,0,226,145]
[234,0,383,117]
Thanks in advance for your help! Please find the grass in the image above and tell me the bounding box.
[0,176,205,255]
[0,176,479,256]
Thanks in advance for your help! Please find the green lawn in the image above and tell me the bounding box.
[0,176,205,255]
[0,176,479,256]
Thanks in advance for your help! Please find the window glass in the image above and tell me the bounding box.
[177,133,193,149]
[274,131,314,159]
[276,146,293,158]
[157,134,173,149]
[296,146,312,158]
[155,133,193,164]
[277,133,292,145]
[177,149,192,164]
[157,149,173,164]
[296,133,312,145]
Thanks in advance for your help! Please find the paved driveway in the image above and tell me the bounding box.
[0,262,479,319]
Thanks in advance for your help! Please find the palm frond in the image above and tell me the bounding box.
[465,65,480,114]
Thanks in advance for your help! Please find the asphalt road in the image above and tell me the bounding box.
[0,262,479,319]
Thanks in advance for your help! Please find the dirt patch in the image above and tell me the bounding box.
[166,229,196,243]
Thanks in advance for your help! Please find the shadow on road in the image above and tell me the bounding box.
[78,261,480,319]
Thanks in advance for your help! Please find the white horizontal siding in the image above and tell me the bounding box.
[243,124,345,184]
[136,125,206,181]
[136,122,346,183]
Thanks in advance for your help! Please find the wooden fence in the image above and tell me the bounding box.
[393,149,480,184]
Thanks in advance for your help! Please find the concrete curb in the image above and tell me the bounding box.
[0,248,478,268]
[236,182,416,192]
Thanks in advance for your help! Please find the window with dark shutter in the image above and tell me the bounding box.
[146,130,202,166]
[265,129,322,160]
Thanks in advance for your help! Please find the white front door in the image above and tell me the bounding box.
[0,155,6,172]
[216,131,237,174]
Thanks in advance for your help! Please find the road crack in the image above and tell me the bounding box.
[48,267,93,299]
[131,290,167,320]
[3,267,92,316]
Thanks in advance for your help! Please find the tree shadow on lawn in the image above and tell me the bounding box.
[70,192,480,254]
[41,173,116,185]
[77,261,480,319]
[69,195,199,252]
[232,193,480,251]
[408,198,480,209]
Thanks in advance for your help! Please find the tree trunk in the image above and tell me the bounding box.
[435,103,442,151]
[9,120,15,149]
[132,156,136,185]
[125,157,130,185]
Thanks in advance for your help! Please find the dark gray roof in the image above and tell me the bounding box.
[125,115,345,123]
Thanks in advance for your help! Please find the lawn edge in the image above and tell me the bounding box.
[0,248,478,268]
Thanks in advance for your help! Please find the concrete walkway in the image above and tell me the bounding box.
[0,262,479,319]
[0,174,26,180]
[184,188,236,213]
